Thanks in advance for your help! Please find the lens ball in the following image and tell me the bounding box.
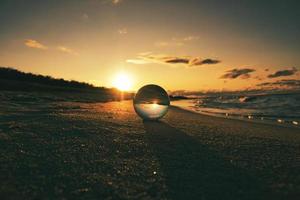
[133,84,170,120]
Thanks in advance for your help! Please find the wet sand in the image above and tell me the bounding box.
[0,99,299,199]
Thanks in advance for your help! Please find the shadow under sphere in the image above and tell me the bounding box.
[143,120,264,200]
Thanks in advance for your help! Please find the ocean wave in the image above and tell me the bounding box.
[172,92,300,127]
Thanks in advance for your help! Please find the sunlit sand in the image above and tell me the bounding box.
[134,103,169,119]
[1,92,300,199]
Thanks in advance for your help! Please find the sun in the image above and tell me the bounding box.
[112,72,133,91]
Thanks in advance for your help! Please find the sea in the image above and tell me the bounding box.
[171,91,300,128]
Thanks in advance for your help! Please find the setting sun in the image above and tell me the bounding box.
[112,72,133,91]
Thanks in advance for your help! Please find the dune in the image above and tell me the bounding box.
[0,93,299,199]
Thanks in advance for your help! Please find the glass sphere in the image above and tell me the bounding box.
[133,84,170,120]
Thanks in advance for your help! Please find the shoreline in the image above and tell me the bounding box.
[167,105,300,142]
[170,100,300,129]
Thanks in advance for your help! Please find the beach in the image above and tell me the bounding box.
[0,95,299,199]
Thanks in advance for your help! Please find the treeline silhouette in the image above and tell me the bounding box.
[0,67,108,91]
[0,67,134,101]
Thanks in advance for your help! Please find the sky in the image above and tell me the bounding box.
[0,0,300,91]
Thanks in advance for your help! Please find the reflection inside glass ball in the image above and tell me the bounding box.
[133,84,170,120]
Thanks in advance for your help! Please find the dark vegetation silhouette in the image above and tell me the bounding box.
[0,67,107,91]
[0,67,133,101]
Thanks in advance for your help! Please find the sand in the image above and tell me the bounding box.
[0,97,299,199]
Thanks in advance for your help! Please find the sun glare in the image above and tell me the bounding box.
[112,72,133,91]
[151,103,159,109]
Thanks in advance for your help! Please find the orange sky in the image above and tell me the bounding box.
[0,0,299,91]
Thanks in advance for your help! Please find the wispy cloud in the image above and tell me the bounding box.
[24,39,79,55]
[112,0,122,4]
[81,13,89,20]
[257,79,300,90]
[118,28,127,35]
[102,0,123,5]
[24,39,48,50]
[155,35,199,47]
[189,58,220,66]
[220,68,255,79]
[126,59,152,64]
[164,57,190,64]
[267,67,297,78]
[155,41,184,47]
[57,46,79,55]
[183,36,200,41]
[127,53,220,67]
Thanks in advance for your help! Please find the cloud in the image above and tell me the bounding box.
[267,67,298,78]
[183,36,200,41]
[24,39,48,50]
[102,0,122,5]
[127,53,220,67]
[112,0,122,4]
[220,68,255,79]
[82,13,89,20]
[257,79,300,89]
[126,59,152,65]
[24,40,79,55]
[155,35,199,47]
[189,58,220,66]
[138,52,152,56]
[118,28,127,35]
[155,41,183,47]
[163,57,190,64]
[57,46,79,55]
